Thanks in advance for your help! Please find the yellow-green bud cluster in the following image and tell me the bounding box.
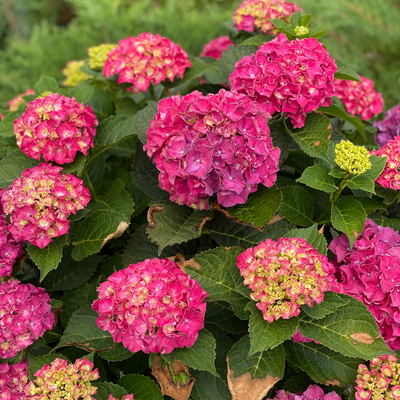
[62,60,91,87]
[293,25,309,36]
[335,140,371,175]
[88,44,117,70]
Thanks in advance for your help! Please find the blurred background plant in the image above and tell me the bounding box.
[0,0,399,111]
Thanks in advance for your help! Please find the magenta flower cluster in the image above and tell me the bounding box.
[2,163,91,249]
[267,385,340,400]
[236,237,338,322]
[14,93,98,165]
[0,360,29,400]
[0,280,54,359]
[145,89,280,209]
[374,104,400,147]
[229,34,338,128]
[92,258,208,354]
[103,33,192,93]
[329,218,400,350]
[200,36,233,60]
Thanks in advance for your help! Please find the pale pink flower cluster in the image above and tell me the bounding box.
[145,89,280,209]
[201,36,233,59]
[0,360,29,400]
[230,34,338,128]
[375,104,400,147]
[14,93,98,164]
[92,258,208,354]
[8,89,35,112]
[26,358,99,400]
[267,385,341,400]
[329,218,400,350]
[103,33,192,92]
[334,76,383,121]
[233,0,300,35]
[237,237,338,322]
[2,163,91,249]
[0,280,54,359]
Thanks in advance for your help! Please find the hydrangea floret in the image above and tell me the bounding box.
[293,25,309,36]
[200,36,233,59]
[62,60,91,87]
[329,219,400,350]
[355,355,400,400]
[144,89,280,209]
[236,237,338,322]
[334,76,383,121]
[26,357,99,400]
[374,104,400,147]
[267,384,341,400]
[233,0,300,35]
[88,43,117,70]
[8,89,35,112]
[14,93,98,164]
[92,258,209,354]
[0,279,54,358]
[0,359,29,400]
[229,34,338,128]
[2,163,91,249]
[103,33,192,93]
[335,140,371,175]
[108,395,134,400]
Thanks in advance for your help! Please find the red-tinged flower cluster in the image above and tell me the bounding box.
[92,258,209,354]
[8,89,35,112]
[0,280,54,359]
[375,104,400,147]
[329,218,400,350]
[14,93,98,164]
[229,34,338,128]
[237,237,338,322]
[334,76,383,121]
[103,33,192,93]
[267,384,341,400]
[0,360,29,400]
[26,358,99,400]
[108,396,134,400]
[201,36,233,59]
[355,355,400,400]
[144,89,280,209]
[2,163,91,249]
[233,0,300,35]
[292,328,318,344]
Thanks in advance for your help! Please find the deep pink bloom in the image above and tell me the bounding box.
[108,396,134,400]
[0,359,29,400]
[8,89,35,112]
[267,385,341,400]
[144,89,280,209]
[292,328,318,344]
[230,34,338,128]
[2,163,90,249]
[92,258,208,354]
[201,36,233,59]
[375,104,400,147]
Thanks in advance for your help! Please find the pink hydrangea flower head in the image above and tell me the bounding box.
[375,104,400,147]
[103,33,192,92]
[144,89,280,209]
[108,396,134,400]
[1,163,91,249]
[233,0,301,35]
[237,237,338,322]
[334,76,383,121]
[25,357,99,399]
[267,385,341,400]
[0,359,29,400]
[229,34,338,128]
[201,36,233,59]
[0,280,54,358]
[8,89,35,112]
[14,93,98,164]
[329,218,400,350]
[92,258,209,354]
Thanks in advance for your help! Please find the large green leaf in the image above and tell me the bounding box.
[191,371,231,400]
[269,117,289,164]
[285,224,327,255]
[95,115,135,146]
[279,185,314,226]
[205,302,248,334]
[94,383,128,400]
[219,45,258,82]
[297,164,337,193]
[238,35,273,46]
[132,101,158,145]
[301,291,350,320]
[61,153,86,175]
[334,60,360,82]
[34,75,59,94]
[0,112,22,138]
[118,374,163,400]
[27,353,67,380]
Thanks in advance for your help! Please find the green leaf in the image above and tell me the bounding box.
[301,291,350,320]
[364,155,387,180]
[206,302,248,334]
[118,374,163,400]
[191,371,231,400]
[297,164,337,193]
[133,101,158,145]
[279,185,314,226]
[61,153,86,175]
[370,215,400,231]
[285,341,362,386]
[375,184,398,205]
[27,353,67,380]
[27,236,67,281]
[34,75,59,95]
[329,165,346,179]
[271,19,295,40]
[203,64,226,84]
[97,343,134,362]
[117,97,141,117]
[95,115,135,146]
[270,118,289,164]
[347,174,375,194]
[285,224,327,255]
[94,382,128,400]
[331,197,366,248]
[334,60,360,82]
[353,197,385,215]
[238,35,273,46]
[0,112,20,137]
[219,45,258,82]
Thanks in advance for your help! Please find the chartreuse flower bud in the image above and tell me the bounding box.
[62,60,91,87]
[335,140,371,175]
[39,91,53,98]
[293,25,309,36]
[88,43,116,70]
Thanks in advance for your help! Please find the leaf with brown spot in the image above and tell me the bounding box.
[314,141,321,146]
[268,214,285,225]
[325,380,341,386]
[349,333,376,345]
[172,253,201,273]
[101,221,130,247]
[147,206,165,228]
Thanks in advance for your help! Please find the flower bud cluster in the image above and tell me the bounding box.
[88,44,117,70]
[0,280,54,358]
[145,89,280,209]
[335,140,371,175]
[92,258,209,354]
[103,33,192,93]
[14,93,98,164]
[229,34,337,128]
[293,25,309,36]
[267,384,341,400]
[200,36,233,60]
[0,360,29,400]
[236,237,337,322]
[2,163,91,249]
[374,104,400,147]
[62,60,91,87]
[26,357,99,400]
[8,89,35,112]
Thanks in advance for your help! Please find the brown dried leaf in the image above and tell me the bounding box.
[171,253,201,273]
[194,216,212,232]
[325,380,341,386]
[318,225,325,234]
[147,206,165,228]
[349,332,376,344]
[101,221,129,247]
[267,214,285,225]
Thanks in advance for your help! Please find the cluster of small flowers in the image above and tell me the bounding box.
[108,395,134,400]
[267,384,341,400]
[375,104,400,147]
[334,76,383,121]
[8,89,35,112]
[26,357,99,400]
[0,279,54,358]
[2,163,91,249]
[92,258,208,354]
[0,360,29,400]
[329,219,400,350]
[103,33,192,92]
[335,140,371,175]
[200,36,233,59]
[14,93,98,164]
[88,43,116,70]
[62,60,91,87]
[236,237,338,322]
[233,0,300,35]
[355,355,400,400]
[145,89,280,209]
[230,34,338,128]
